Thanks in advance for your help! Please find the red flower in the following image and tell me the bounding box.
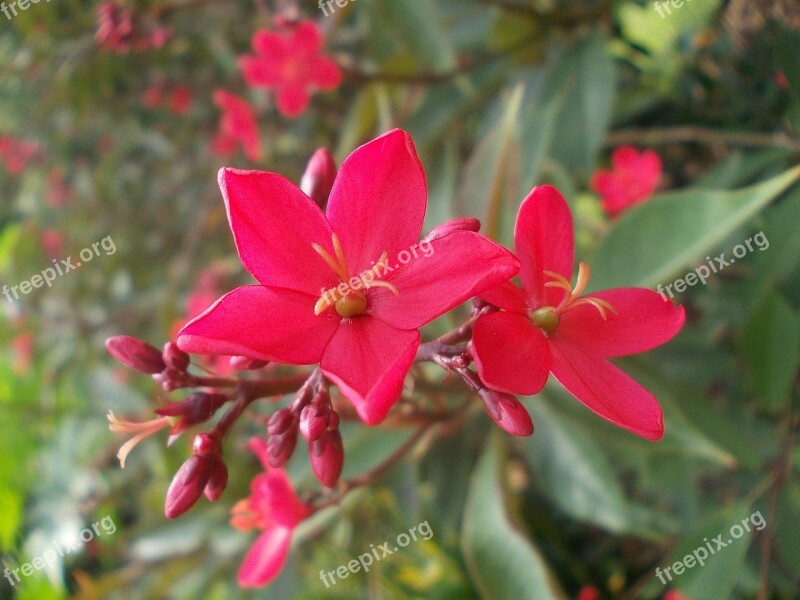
[178,129,519,424]
[211,90,262,163]
[577,586,600,600]
[471,186,684,440]
[238,20,342,118]
[591,146,662,217]
[168,84,193,116]
[230,437,310,588]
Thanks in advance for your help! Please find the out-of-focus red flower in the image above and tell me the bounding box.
[11,332,33,374]
[178,129,519,425]
[142,85,163,108]
[775,70,789,90]
[591,146,662,217]
[211,89,262,163]
[472,186,685,440]
[95,2,171,53]
[0,136,39,175]
[168,84,193,115]
[238,20,342,118]
[663,591,693,600]
[40,229,63,259]
[231,437,311,588]
[577,586,600,600]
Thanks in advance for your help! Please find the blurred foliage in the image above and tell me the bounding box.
[1,0,799,599]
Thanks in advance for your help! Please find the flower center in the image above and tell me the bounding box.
[530,261,617,333]
[312,233,399,318]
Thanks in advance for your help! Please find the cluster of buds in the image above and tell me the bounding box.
[265,373,344,488]
[300,148,337,210]
[95,2,171,53]
[165,433,228,518]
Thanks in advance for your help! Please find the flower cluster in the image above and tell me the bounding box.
[0,135,38,175]
[95,1,171,53]
[142,83,193,116]
[106,129,684,587]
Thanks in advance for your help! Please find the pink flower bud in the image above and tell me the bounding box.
[193,432,222,457]
[163,342,190,371]
[309,429,344,488]
[228,356,269,370]
[298,403,328,442]
[267,426,298,468]
[423,217,481,242]
[300,148,336,209]
[204,460,228,502]
[478,389,534,437]
[267,408,294,436]
[105,335,165,374]
[165,455,215,518]
[155,392,228,443]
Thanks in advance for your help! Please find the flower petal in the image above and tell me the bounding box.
[238,55,282,88]
[276,84,310,117]
[237,526,292,588]
[371,231,519,330]
[292,21,323,56]
[252,29,289,58]
[515,185,574,307]
[326,129,427,274]
[248,467,309,527]
[555,288,685,358]
[472,312,550,395]
[549,338,664,440]
[218,168,334,294]
[309,57,342,90]
[321,317,420,425]
[479,279,528,313]
[177,286,338,365]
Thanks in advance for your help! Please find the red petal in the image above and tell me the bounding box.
[177,286,338,365]
[248,467,309,527]
[239,55,282,88]
[472,312,550,395]
[554,288,685,358]
[218,168,334,294]
[321,317,420,424]
[549,338,664,440]
[237,526,292,588]
[308,57,342,89]
[251,29,289,59]
[326,129,427,275]
[372,231,519,330]
[276,84,310,117]
[515,185,574,307]
[291,21,323,56]
[479,279,528,313]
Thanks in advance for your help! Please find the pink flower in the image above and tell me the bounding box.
[211,90,262,163]
[238,20,342,118]
[230,437,310,588]
[577,586,600,600]
[471,186,684,440]
[591,146,662,217]
[663,591,693,600]
[178,129,519,424]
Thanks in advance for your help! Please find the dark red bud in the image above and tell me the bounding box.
[423,217,481,242]
[267,408,295,436]
[267,427,298,468]
[163,342,190,371]
[309,429,344,488]
[156,393,228,443]
[478,389,534,437]
[165,455,214,518]
[326,410,340,431]
[229,356,269,371]
[299,403,328,442]
[105,335,165,374]
[204,460,228,502]
[300,148,337,209]
[192,433,222,457]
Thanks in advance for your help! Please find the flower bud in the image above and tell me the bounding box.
[267,426,298,468]
[309,429,344,488]
[193,432,222,457]
[155,392,228,444]
[423,217,481,243]
[165,455,215,518]
[204,460,229,502]
[478,389,534,437]
[105,335,165,374]
[163,342,190,371]
[300,148,337,209]
[298,402,329,442]
[228,356,269,371]
[267,408,295,436]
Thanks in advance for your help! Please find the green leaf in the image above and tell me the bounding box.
[524,400,631,533]
[741,289,800,411]
[589,165,800,290]
[461,435,563,599]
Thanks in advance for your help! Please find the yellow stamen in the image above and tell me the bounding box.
[536,262,618,329]
[107,410,171,468]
